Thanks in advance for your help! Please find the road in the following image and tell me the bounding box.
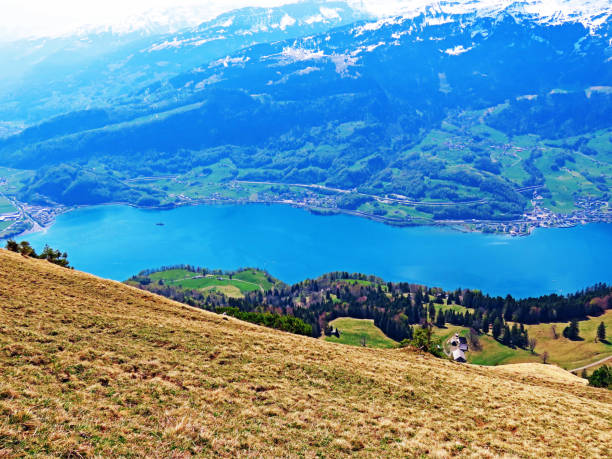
[0,191,44,234]
[569,354,612,374]
[235,180,490,207]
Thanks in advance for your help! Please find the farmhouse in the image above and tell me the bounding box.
[452,349,467,363]
[448,333,469,362]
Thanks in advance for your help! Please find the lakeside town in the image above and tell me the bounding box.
[1,179,610,240]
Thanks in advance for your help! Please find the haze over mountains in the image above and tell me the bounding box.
[0,2,368,125]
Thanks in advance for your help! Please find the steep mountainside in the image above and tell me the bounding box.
[0,1,367,125]
[1,3,610,231]
[1,249,611,456]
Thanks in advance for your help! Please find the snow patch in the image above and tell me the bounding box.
[320,7,342,20]
[353,16,405,36]
[211,55,250,68]
[195,74,223,90]
[149,37,186,52]
[330,53,359,74]
[218,16,234,28]
[443,45,473,55]
[267,66,321,85]
[269,46,359,76]
[280,14,297,30]
[426,16,454,26]
[148,36,223,52]
[366,42,386,52]
[278,46,325,64]
[306,7,342,24]
[192,37,224,47]
[296,66,320,76]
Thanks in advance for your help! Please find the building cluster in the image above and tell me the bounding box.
[449,333,469,363]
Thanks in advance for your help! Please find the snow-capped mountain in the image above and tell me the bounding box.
[354,0,611,29]
[1,0,611,217]
[0,1,368,125]
[3,0,610,163]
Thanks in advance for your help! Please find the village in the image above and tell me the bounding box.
[0,174,610,240]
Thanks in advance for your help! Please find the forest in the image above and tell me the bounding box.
[128,267,612,352]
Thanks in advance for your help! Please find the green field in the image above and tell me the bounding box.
[324,317,398,349]
[524,310,612,370]
[145,268,278,298]
[337,279,374,287]
[232,269,276,290]
[148,269,193,282]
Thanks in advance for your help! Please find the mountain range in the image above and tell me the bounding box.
[0,0,610,235]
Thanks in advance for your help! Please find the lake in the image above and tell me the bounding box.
[26,203,612,298]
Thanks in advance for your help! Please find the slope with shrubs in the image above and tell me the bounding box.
[1,249,611,457]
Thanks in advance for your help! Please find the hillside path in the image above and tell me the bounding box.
[569,354,612,373]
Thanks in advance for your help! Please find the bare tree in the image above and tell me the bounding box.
[540,351,549,364]
[468,328,482,351]
[551,325,558,340]
[528,338,537,354]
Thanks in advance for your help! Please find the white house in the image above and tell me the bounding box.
[452,349,467,363]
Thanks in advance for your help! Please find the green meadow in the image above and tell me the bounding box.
[324,317,398,349]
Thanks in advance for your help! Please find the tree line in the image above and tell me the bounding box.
[5,240,71,268]
[459,284,612,324]
[127,270,612,354]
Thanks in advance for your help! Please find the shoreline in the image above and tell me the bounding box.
[2,197,610,242]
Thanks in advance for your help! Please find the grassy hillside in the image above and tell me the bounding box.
[136,267,279,298]
[1,249,611,457]
[430,311,612,369]
[324,318,398,349]
[525,311,612,369]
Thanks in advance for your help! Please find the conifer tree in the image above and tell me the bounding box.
[597,322,606,342]
[482,317,489,334]
[492,317,502,340]
[435,309,445,328]
[563,320,580,340]
[501,324,512,346]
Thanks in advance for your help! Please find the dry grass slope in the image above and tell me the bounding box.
[1,249,611,458]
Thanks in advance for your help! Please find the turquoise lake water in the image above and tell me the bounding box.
[26,203,612,298]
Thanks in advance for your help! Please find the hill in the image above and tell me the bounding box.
[130,266,282,298]
[129,266,612,369]
[1,249,611,457]
[430,313,612,369]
